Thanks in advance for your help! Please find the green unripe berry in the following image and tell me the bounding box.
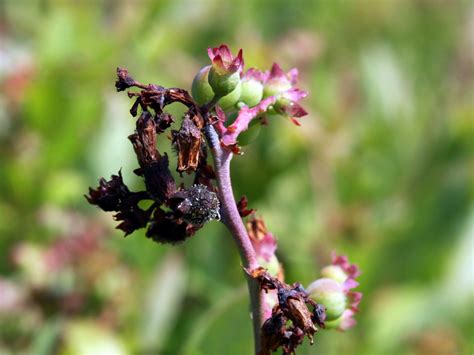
[218,81,241,111]
[240,79,263,107]
[191,66,214,105]
[208,67,241,97]
[307,278,347,321]
[191,65,241,110]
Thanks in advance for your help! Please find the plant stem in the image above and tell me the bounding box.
[203,125,264,354]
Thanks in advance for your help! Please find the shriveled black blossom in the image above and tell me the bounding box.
[237,195,255,217]
[128,111,176,203]
[114,207,152,236]
[85,171,131,212]
[172,113,202,173]
[86,68,218,244]
[145,207,194,244]
[246,267,326,355]
[85,171,153,236]
[115,67,136,91]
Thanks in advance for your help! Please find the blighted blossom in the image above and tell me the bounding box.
[87,68,220,243]
[246,267,326,355]
[307,253,362,330]
[85,45,361,354]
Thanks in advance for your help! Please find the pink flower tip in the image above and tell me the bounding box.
[331,251,362,282]
[207,44,244,75]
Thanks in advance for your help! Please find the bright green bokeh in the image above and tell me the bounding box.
[0,1,472,354]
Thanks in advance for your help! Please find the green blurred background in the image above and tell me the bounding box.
[0,0,472,354]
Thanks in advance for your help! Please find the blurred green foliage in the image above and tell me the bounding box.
[0,0,472,354]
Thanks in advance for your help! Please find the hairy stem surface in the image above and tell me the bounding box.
[203,125,264,354]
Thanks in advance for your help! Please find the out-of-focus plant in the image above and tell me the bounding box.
[0,213,134,354]
[86,44,362,354]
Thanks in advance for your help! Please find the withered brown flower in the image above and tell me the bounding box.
[87,68,219,244]
[245,267,326,355]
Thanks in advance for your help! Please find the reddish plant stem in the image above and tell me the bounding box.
[203,125,264,354]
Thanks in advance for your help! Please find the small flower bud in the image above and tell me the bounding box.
[191,65,241,110]
[263,79,292,98]
[191,65,214,105]
[207,45,244,98]
[307,278,347,321]
[208,68,241,98]
[262,63,295,98]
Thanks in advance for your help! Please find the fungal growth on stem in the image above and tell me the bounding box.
[86,44,362,354]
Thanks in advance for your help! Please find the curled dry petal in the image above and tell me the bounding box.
[172,114,202,173]
[114,207,152,236]
[246,267,326,354]
[85,171,131,212]
[146,207,194,244]
[129,111,176,203]
[237,195,255,217]
[115,67,136,91]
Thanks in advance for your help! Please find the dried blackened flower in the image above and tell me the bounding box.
[114,207,152,236]
[260,312,286,354]
[146,207,195,244]
[88,68,221,243]
[277,284,320,342]
[246,267,325,355]
[237,195,255,217]
[115,67,136,91]
[169,184,220,225]
[85,171,153,235]
[85,171,131,211]
[129,111,176,203]
[154,112,174,133]
[172,113,202,173]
